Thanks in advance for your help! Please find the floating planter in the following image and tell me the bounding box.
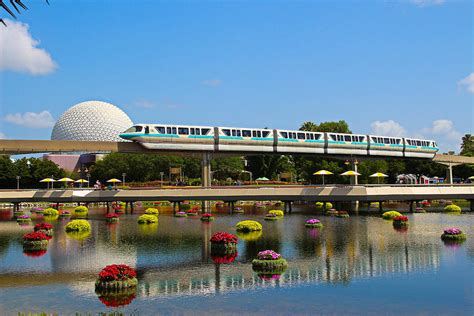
[233,207,244,213]
[174,211,188,218]
[210,232,238,255]
[236,230,263,241]
[325,208,339,216]
[268,210,284,217]
[74,205,89,217]
[264,213,279,221]
[30,207,44,214]
[211,251,238,264]
[43,207,59,217]
[382,211,402,220]
[180,204,191,212]
[65,219,91,232]
[97,290,136,308]
[444,204,461,212]
[236,220,263,232]
[59,210,72,218]
[137,214,158,224]
[274,201,283,206]
[23,231,49,251]
[315,201,333,210]
[144,208,159,216]
[305,219,323,228]
[441,227,467,242]
[336,211,350,218]
[393,216,409,227]
[252,250,288,274]
[34,223,54,238]
[95,264,138,291]
[13,210,24,217]
[16,214,32,223]
[106,213,120,223]
[200,213,215,222]
[415,207,426,213]
[186,209,199,216]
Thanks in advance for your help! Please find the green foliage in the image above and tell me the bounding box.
[65,219,91,232]
[382,211,402,220]
[444,204,461,212]
[236,220,263,232]
[180,204,191,211]
[252,258,288,273]
[268,210,284,217]
[460,134,473,156]
[441,232,467,241]
[74,206,89,214]
[300,120,351,133]
[43,208,59,216]
[137,214,158,224]
[144,208,159,215]
[245,155,294,181]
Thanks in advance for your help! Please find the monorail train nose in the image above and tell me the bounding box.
[119,132,132,140]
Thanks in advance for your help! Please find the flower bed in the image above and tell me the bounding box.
[106,213,120,223]
[59,210,72,218]
[335,211,350,218]
[305,219,323,228]
[43,208,59,217]
[95,264,138,291]
[174,211,188,218]
[74,205,89,217]
[233,207,244,213]
[137,214,158,224]
[441,227,467,241]
[186,209,199,216]
[325,209,338,216]
[144,208,159,216]
[315,202,333,210]
[23,231,49,250]
[210,232,238,255]
[252,250,288,274]
[211,251,238,264]
[34,223,54,237]
[393,216,409,227]
[236,220,263,232]
[268,210,284,217]
[65,219,91,232]
[16,215,31,223]
[444,204,461,212]
[200,213,215,222]
[264,213,279,221]
[382,211,402,220]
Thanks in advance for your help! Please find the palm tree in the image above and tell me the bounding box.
[1,0,49,26]
[460,134,473,156]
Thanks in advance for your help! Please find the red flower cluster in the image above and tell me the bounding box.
[202,213,213,217]
[211,251,238,264]
[98,293,136,307]
[34,223,53,231]
[187,209,198,213]
[210,232,238,244]
[23,231,48,241]
[98,264,137,282]
[393,216,408,222]
[105,213,120,218]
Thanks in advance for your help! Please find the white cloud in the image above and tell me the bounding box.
[133,100,155,109]
[370,120,407,137]
[458,73,474,93]
[0,19,57,75]
[202,79,222,87]
[4,111,55,128]
[0,132,5,139]
[421,119,462,144]
[409,0,446,7]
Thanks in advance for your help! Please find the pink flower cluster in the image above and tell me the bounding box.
[18,215,30,219]
[257,250,281,260]
[444,227,462,235]
[306,219,320,224]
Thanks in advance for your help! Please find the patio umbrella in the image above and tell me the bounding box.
[340,171,361,176]
[369,172,388,184]
[58,177,74,188]
[313,170,333,185]
[468,176,474,180]
[107,178,122,189]
[75,179,89,188]
[40,178,56,189]
[255,177,269,181]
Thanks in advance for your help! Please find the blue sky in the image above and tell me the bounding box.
[0,0,472,152]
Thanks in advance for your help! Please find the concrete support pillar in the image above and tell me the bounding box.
[379,201,383,213]
[130,201,134,214]
[106,202,110,214]
[230,201,235,213]
[201,152,212,188]
[125,201,129,214]
[173,202,178,215]
[409,201,414,213]
[288,201,293,214]
[470,200,474,212]
[446,164,454,185]
[323,202,327,211]
[56,202,60,210]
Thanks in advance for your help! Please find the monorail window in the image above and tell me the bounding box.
[292,132,297,139]
[190,128,195,135]
[281,132,288,138]
[202,128,210,135]
[172,127,177,134]
[262,131,270,138]
[416,140,421,146]
[297,133,305,140]
[155,126,166,134]
[237,130,241,137]
[344,135,351,142]
[257,131,261,137]
[166,127,171,134]
[243,130,251,137]
[125,126,142,133]
[196,129,201,135]
[178,128,189,135]
[223,129,231,136]
[330,135,337,141]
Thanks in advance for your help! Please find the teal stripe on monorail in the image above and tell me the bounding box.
[390,144,404,147]
[219,136,244,140]
[327,140,346,145]
[251,137,273,141]
[120,133,179,138]
[305,140,325,143]
[278,138,298,142]
[189,135,214,139]
[371,143,385,147]
[351,142,368,145]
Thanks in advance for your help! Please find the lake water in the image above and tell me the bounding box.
[0,204,473,315]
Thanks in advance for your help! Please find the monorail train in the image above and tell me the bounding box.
[119,124,438,158]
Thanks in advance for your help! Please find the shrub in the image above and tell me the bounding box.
[16,215,31,223]
[252,250,288,274]
[23,231,49,250]
[335,211,350,218]
[444,204,461,212]
[74,205,89,213]
[264,213,279,221]
[65,219,91,232]
[106,213,120,223]
[144,208,159,215]
[441,227,467,242]
[210,232,238,255]
[315,202,333,209]
[200,213,215,221]
[43,208,59,216]
[382,211,402,220]
[174,211,188,217]
[393,216,409,227]
[95,264,138,291]
[180,204,191,211]
[34,223,54,237]
[137,214,158,224]
[236,220,263,232]
[210,232,238,244]
[268,210,284,217]
[305,219,323,228]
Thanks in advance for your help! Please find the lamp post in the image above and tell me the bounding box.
[160,172,164,187]
[86,173,91,188]
[16,175,20,190]
[122,172,126,186]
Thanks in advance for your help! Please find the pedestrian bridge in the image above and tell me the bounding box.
[1,185,473,204]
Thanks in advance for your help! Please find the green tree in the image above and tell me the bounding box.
[460,134,473,156]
